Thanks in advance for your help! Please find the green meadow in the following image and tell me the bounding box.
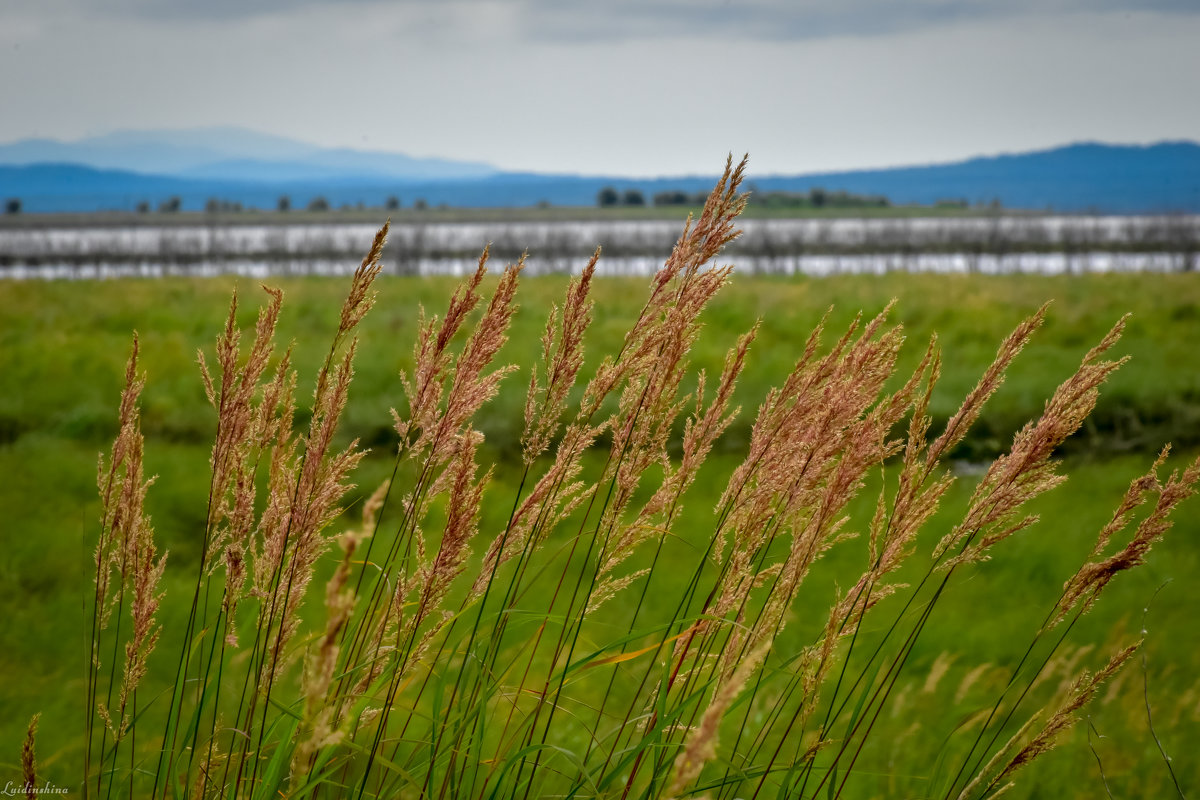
[2,267,1198,798]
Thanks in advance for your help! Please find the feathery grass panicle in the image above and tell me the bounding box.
[396,244,489,445]
[958,643,1140,800]
[223,344,297,645]
[416,429,488,622]
[93,333,147,630]
[1056,451,1200,624]
[927,303,1047,466]
[198,285,283,557]
[210,228,387,799]
[523,248,597,465]
[118,500,166,727]
[87,332,168,794]
[482,167,749,593]
[188,286,291,661]
[374,255,522,614]
[438,257,523,447]
[633,324,757,534]
[100,336,161,684]
[22,713,39,800]
[803,341,948,696]
[581,156,747,416]
[936,315,1129,568]
[865,337,946,580]
[588,274,748,606]
[261,340,368,674]
[666,640,770,798]
[709,308,907,632]
[339,220,388,335]
[292,494,378,782]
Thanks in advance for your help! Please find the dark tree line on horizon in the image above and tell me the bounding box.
[596,185,897,210]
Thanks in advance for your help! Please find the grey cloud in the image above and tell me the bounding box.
[515,0,1200,42]
[10,0,1200,36]
[14,0,385,23]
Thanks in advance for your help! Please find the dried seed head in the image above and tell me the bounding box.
[928,304,1047,466]
[938,314,1129,567]
[21,713,39,799]
[339,221,388,334]
[523,249,597,464]
[666,639,770,798]
[1056,452,1199,624]
[996,643,1139,786]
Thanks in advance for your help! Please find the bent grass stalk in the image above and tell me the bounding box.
[71,158,1198,800]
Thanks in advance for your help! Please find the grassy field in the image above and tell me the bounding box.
[1,266,1198,798]
[3,272,1198,457]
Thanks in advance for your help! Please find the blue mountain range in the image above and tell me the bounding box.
[1,129,1197,213]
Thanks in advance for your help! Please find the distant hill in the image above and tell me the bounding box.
[748,141,1200,214]
[0,127,497,184]
[0,163,206,210]
[1,135,1198,213]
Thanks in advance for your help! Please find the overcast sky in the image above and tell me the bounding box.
[2,1,1199,176]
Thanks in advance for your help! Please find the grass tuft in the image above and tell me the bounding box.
[26,159,1200,800]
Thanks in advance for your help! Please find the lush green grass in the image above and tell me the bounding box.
[3,272,1199,456]
[1,271,1198,796]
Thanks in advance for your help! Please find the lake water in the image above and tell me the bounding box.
[3,252,1192,281]
[1,215,1196,279]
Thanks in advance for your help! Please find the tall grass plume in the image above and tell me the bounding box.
[67,157,1198,800]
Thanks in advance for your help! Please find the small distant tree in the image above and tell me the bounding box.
[413,198,428,211]
[278,195,291,212]
[596,186,619,207]
[622,189,645,206]
[653,190,689,207]
[385,195,401,211]
[136,201,150,214]
[206,198,243,213]
[159,196,181,213]
[809,187,827,208]
[4,198,21,215]
[307,196,330,212]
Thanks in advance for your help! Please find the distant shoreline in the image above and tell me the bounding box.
[0,203,1031,231]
